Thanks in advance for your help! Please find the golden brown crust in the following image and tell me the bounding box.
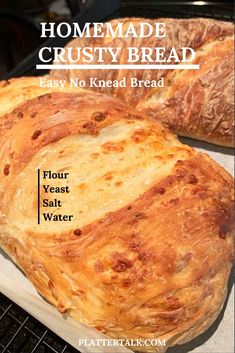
[0,76,88,117]
[141,36,234,147]
[0,92,233,352]
[50,18,234,147]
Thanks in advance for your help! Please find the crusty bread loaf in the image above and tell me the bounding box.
[0,91,233,352]
[51,18,234,147]
[0,76,87,117]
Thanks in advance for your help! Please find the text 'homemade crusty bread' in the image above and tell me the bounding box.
[0,92,234,352]
[51,18,234,147]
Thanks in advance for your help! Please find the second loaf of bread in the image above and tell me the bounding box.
[50,17,234,147]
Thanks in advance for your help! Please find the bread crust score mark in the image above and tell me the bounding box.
[0,92,234,352]
[50,17,234,147]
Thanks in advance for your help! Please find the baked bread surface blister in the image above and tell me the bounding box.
[0,91,234,352]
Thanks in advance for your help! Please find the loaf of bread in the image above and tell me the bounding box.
[51,18,234,147]
[0,76,87,117]
[0,91,233,352]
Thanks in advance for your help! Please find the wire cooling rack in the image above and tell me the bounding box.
[110,4,234,21]
[0,293,80,353]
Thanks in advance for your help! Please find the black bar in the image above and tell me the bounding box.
[37,169,40,225]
